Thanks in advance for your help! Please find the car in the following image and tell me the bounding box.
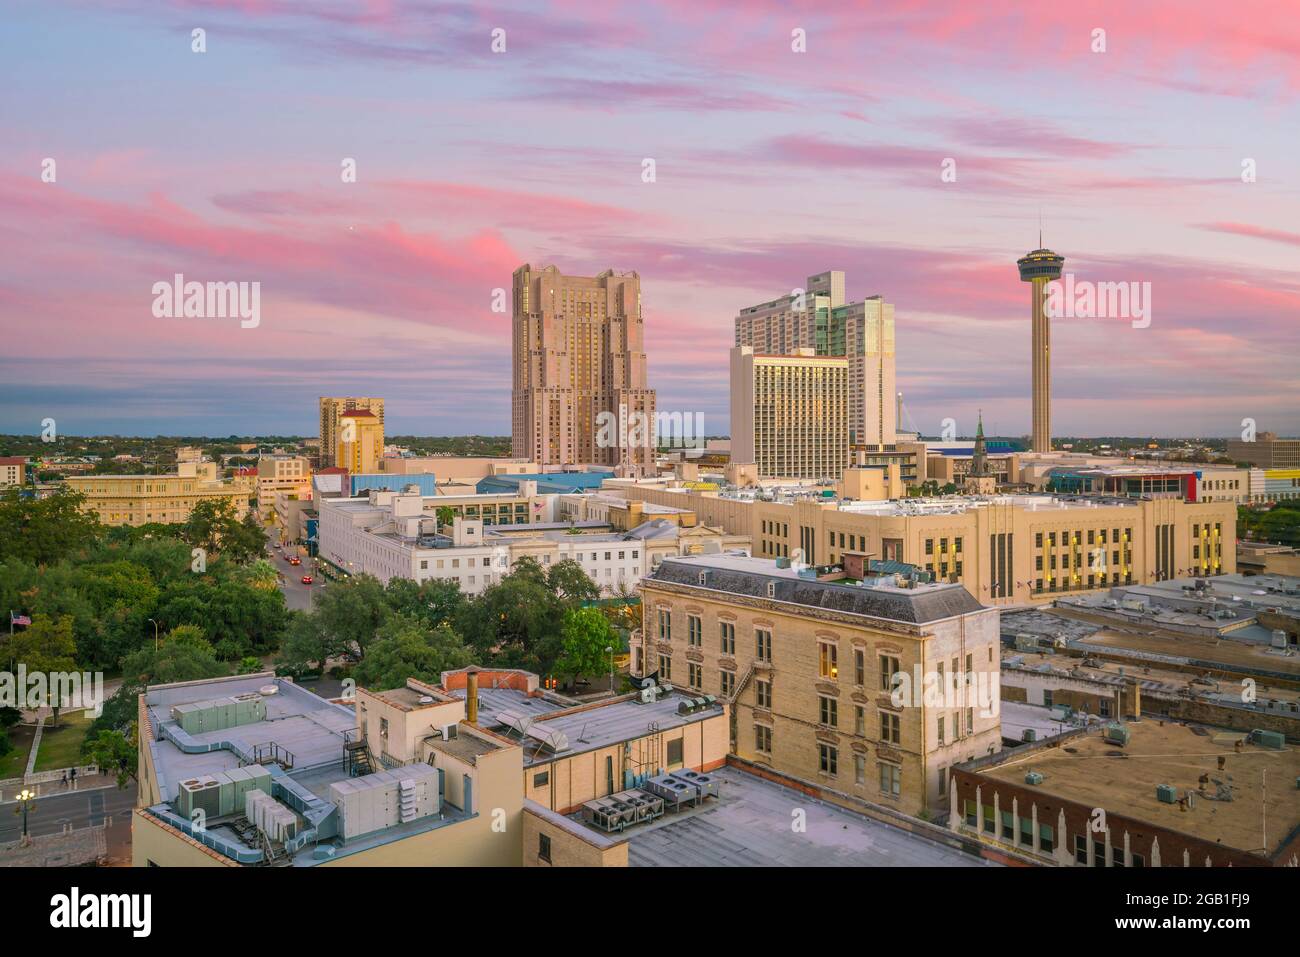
[288,557,301,566]
[301,575,313,585]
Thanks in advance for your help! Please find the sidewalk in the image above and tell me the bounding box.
[0,772,118,803]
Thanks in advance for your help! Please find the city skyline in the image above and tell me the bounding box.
[2,1,1298,439]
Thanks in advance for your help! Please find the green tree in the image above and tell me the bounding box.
[8,614,78,726]
[0,487,103,566]
[311,574,390,660]
[384,577,465,628]
[456,560,564,673]
[84,728,137,789]
[555,607,619,687]
[275,611,344,677]
[351,616,475,691]
[546,558,600,603]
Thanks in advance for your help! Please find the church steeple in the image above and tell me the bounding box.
[970,410,989,478]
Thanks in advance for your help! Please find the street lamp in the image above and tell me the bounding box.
[15,787,36,846]
[148,618,160,651]
[607,645,614,693]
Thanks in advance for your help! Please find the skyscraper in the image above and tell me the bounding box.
[511,264,656,476]
[735,270,896,450]
[319,397,385,468]
[1017,242,1065,454]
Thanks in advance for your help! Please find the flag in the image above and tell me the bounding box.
[10,612,31,627]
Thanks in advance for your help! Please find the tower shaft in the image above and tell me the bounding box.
[1031,277,1051,454]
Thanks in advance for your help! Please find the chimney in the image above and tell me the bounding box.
[465,666,480,726]
[1129,677,1141,720]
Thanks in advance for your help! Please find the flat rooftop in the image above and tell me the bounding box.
[651,554,985,624]
[449,686,725,767]
[836,493,1143,517]
[625,766,993,867]
[977,720,1300,858]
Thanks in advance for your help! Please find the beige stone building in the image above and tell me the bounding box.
[608,485,1238,605]
[511,264,656,477]
[0,456,26,487]
[334,409,383,474]
[731,346,850,480]
[319,396,385,468]
[255,453,312,518]
[66,460,250,526]
[633,554,1002,817]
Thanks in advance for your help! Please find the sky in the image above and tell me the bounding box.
[1,0,1298,440]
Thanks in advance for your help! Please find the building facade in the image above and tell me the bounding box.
[734,269,896,450]
[319,396,385,469]
[66,461,250,526]
[511,264,656,477]
[633,554,1002,817]
[609,485,1238,606]
[255,453,312,517]
[730,346,849,480]
[0,456,26,487]
[1227,432,1300,470]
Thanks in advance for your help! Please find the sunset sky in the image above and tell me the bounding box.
[2,0,1297,439]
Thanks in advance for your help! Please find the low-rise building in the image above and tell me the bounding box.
[66,459,250,526]
[950,718,1300,867]
[0,456,26,487]
[633,553,1002,817]
[255,453,312,518]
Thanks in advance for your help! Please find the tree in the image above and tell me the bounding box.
[546,559,600,603]
[276,611,344,677]
[436,506,455,529]
[119,639,227,688]
[84,729,137,789]
[555,607,619,687]
[384,577,465,628]
[311,574,390,660]
[0,487,102,566]
[351,616,476,691]
[456,561,564,673]
[8,614,78,726]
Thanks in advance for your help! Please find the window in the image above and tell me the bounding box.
[879,763,901,796]
[754,725,772,754]
[819,641,838,679]
[854,649,865,685]
[937,716,945,745]
[879,711,900,744]
[756,679,772,710]
[533,771,549,788]
[688,662,703,690]
[756,629,772,662]
[818,744,838,776]
[666,738,683,765]
[720,670,735,697]
[687,615,702,646]
[879,655,900,692]
[658,608,672,641]
[819,695,838,727]
[855,754,867,785]
[538,833,552,864]
[855,705,865,736]
[720,621,735,655]
[658,654,672,680]
[379,717,389,739]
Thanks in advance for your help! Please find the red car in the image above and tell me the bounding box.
[301,575,313,585]
[288,557,301,566]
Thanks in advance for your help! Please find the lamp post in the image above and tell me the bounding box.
[15,787,36,846]
[607,645,614,693]
[148,618,159,651]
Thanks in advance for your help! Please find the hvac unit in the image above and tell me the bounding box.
[1102,723,1130,746]
[1250,729,1286,750]
[1025,771,1044,785]
[1155,784,1177,804]
[176,776,221,820]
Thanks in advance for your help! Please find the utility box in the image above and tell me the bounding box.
[1103,723,1130,746]
[1156,784,1177,804]
[1250,729,1285,750]
[1025,771,1044,785]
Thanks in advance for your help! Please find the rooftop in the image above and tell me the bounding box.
[977,720,1300,858]
[649,554,985,625]
[625,766,994,867]
[836,493,1143,517]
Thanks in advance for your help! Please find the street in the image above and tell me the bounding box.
[268,535,320,612]
[0,781,137,863]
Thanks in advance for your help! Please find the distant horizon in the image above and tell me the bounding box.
[3,2,1297,437]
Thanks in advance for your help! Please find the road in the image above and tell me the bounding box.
[268,536,321,612]
[0,782,137,862]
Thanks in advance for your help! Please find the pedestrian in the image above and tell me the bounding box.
[61,770,68,788]
[69,767,77,787]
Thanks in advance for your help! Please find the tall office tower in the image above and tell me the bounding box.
[512,264,656,477]
[319,397,385,468]
[735,270,895,450]
[334,409,384,474]
[1016,241,1065,454]
[731,346,849,480]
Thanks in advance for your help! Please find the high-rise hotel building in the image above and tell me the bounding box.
[735,270,896,453]
[511,265,656,477]
[731,347,849,481]
[319,397,385,470]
